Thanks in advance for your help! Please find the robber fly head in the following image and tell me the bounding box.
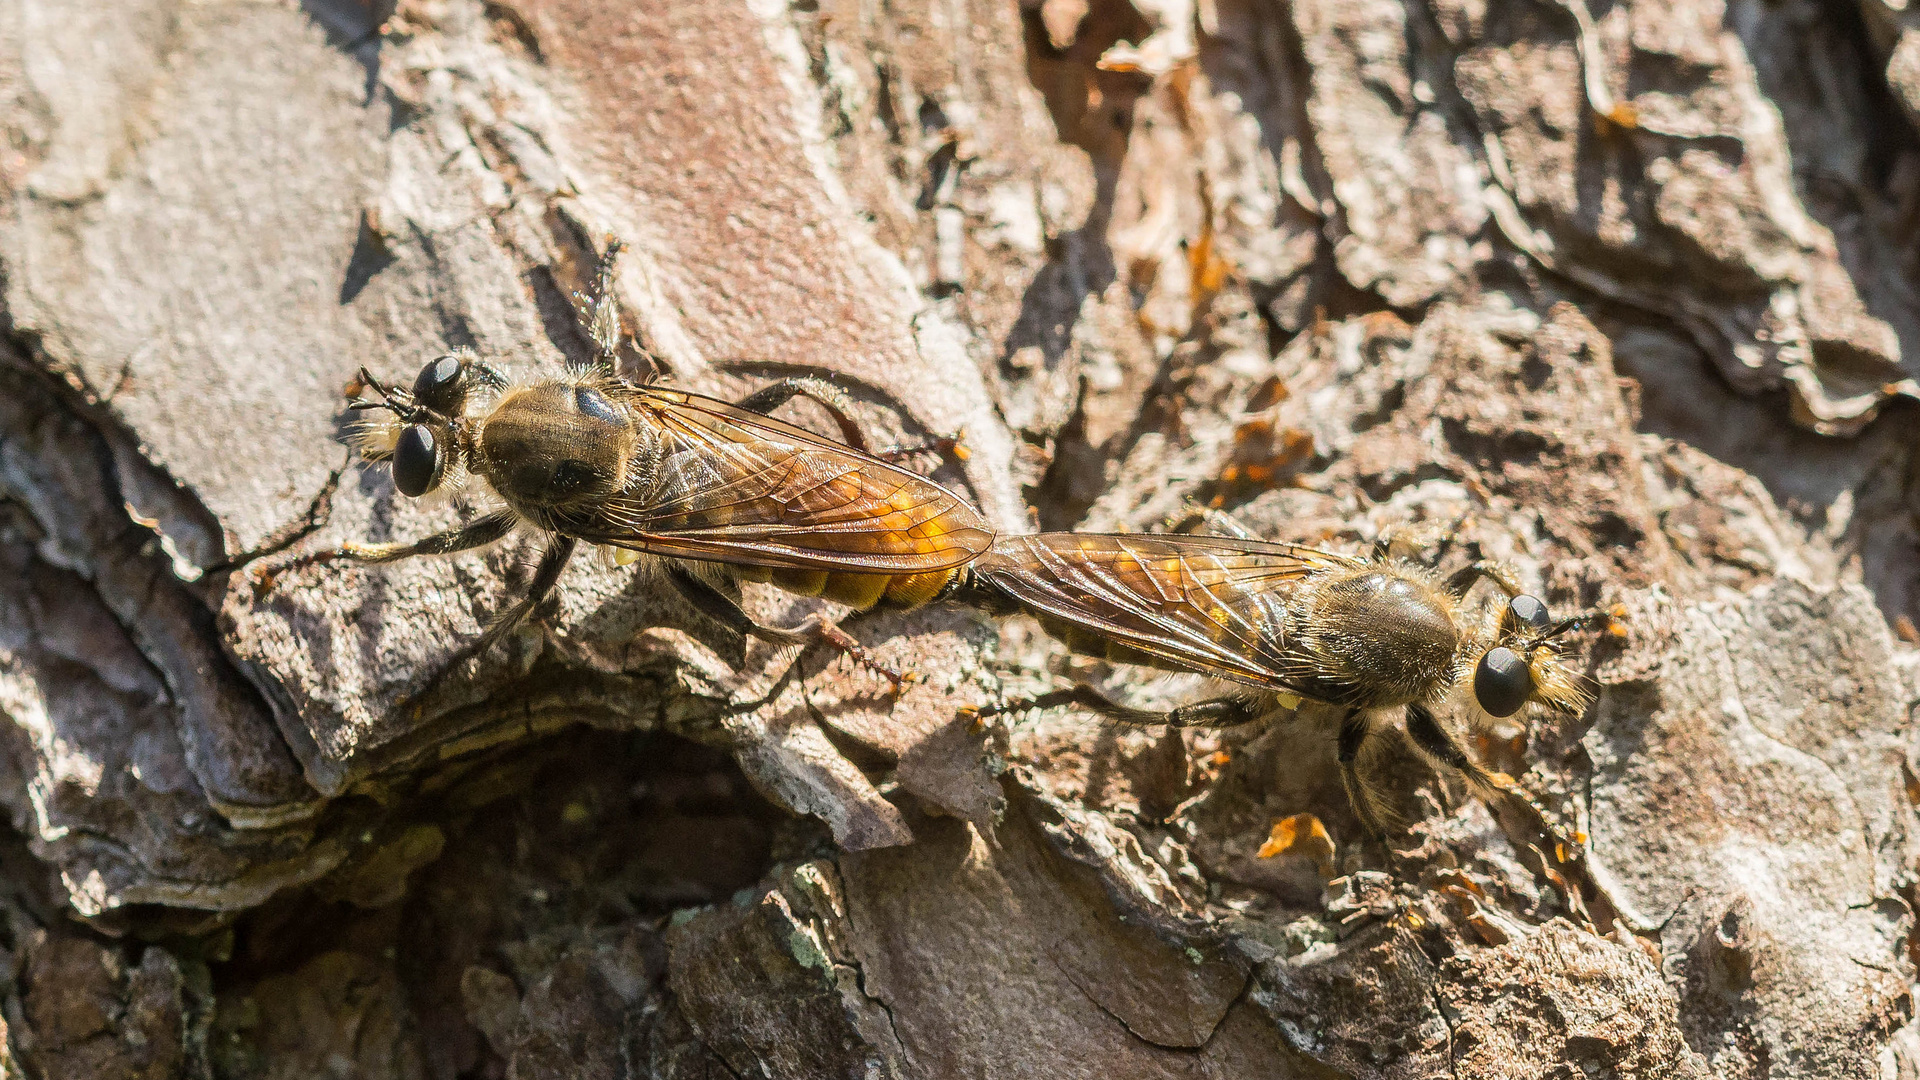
[348,350,496,497]
[1470,593,1594,719]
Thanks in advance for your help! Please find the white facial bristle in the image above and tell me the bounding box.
[346,413,403,461]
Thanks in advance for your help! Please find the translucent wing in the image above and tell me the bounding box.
[971,532,1360,690]
[550,383,993,574]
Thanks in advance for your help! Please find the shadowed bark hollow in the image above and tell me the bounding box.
[0,0,1916,1076]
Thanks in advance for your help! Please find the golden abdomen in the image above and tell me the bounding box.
[733,567,958,611]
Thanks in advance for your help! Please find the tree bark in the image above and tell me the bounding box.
[0,0,1916,1076]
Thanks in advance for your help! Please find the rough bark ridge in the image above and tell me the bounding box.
[0,0,1915,1075]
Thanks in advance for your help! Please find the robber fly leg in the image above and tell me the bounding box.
[568,237,627,375]
[1405,703,1585,866]
[1404,703,1504,798]
[384,537,578,714]
[665,565,912,687]
[874,434,970,465]
[1166,506,1260,540]
[735,378,874,451]
[1369,511,1478,565]
[1417,511,1475,566]
[665,563,768,636]
[1443,559,1526,599]
[1539,604,1627,641]
[1337,709,1393,845]
[462,536,578,660]
[735,378,967,464]
[386,535,577,702]
[969,686,1267,729]
[573,231,672,381]
[971,684,1171,725]
[312,511,518,567]
[778,613,916,687]
[1165,696,1274,727]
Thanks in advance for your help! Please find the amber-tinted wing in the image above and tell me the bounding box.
[553,384,993,573]
[971,532,1360,691]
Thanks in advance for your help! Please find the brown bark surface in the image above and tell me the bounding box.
[0,0,1917,1075]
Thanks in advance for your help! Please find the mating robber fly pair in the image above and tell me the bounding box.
[325,242,1607,844]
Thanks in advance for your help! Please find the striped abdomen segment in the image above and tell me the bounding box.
[733,565,959,611]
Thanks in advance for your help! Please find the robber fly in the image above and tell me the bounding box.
[327,243,993,676]
[957,528,1607,840]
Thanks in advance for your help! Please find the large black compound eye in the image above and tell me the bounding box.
[1507,594,1552,633]
[1474,646,1534,718]
[411,354,468,416]
[391,424,444,497]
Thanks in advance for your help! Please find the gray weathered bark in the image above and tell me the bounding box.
[0,0,1916,1075]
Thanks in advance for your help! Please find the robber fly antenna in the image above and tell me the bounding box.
[349,366,414,417]
[1524,610,1612,651]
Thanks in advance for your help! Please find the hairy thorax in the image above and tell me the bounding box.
[1297,567,1463,709]
[476,383,637,510]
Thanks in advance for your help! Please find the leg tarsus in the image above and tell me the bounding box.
[784,612,916,688]
[964,685,1136,723]
[1537,604,1626,643]
[875,434,968,465]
